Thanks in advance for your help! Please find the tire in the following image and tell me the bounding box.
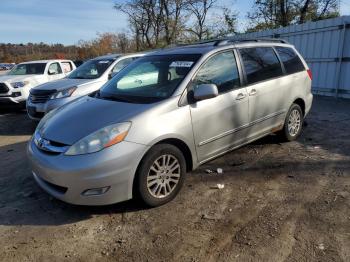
[278,103,304,142]
[135,144,187,207]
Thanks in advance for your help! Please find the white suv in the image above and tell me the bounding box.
[0,59,76,106]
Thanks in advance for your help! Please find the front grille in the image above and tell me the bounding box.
[0,83,9,94]
[29,89,56,104]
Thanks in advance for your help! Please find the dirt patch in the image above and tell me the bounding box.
[0,96,349,262]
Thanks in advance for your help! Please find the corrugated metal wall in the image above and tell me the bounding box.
[230,16,350,98]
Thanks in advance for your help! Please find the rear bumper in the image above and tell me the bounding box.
[27,138,149,205]
[304,93,313,116]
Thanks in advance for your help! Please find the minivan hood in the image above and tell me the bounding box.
[0,74,39,83]
[40,96,154,145]
[33,78,99,91]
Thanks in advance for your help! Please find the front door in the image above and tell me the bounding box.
[189,50,249,163]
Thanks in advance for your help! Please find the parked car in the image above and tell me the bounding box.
[0,63,15,71]
[27,53,144,120]
[27,39,313,207]
[0,60,75,106]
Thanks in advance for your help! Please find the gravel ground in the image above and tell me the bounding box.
[0,96,349,262]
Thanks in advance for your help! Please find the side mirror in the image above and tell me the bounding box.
[48,68,56,75]
[193,84,219,101]
[108,72,117,80]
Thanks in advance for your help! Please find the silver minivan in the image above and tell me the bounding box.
[27,39,313,207]
[26,53,144,120]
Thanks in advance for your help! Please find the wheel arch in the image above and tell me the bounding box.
[152,138,194,172]
[293,98,305,116]
[131,136,196,199]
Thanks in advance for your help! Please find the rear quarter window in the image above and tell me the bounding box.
[239,47,283,85]
[275,47,305,74]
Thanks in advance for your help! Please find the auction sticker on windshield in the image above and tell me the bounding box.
[170,61,194,67]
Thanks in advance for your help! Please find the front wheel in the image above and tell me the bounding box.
[278,103,304,141]
[135,144,186,207]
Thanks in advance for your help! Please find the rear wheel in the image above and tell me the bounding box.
[135,144,186,207]
[278,103,303,141]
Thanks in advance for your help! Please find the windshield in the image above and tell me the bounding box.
[67,59,114,79]
[8,63,46,75]
[98,54,201,103]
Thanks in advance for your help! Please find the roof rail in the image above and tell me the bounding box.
[214,38,289,46]
[171,37,289,48]
[174,39,222,47]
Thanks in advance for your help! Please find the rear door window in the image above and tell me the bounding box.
[275,47,305,74]
[239,47,283,85]
[48,62,62,75]
[61,62,74,73]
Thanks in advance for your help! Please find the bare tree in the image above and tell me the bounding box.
[186,0,217,40]
[247,0,340,32]
[115,0,188,49]
[299,0,339,24]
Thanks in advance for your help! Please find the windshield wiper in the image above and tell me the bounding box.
[69,76,89,79]
[99,93,134,103]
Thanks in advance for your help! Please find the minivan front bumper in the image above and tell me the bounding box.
[27,97,76,120]
[27,138,148,205]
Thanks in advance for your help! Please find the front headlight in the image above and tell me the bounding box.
[50,86,76,99]
[65,122,131,156]
[11,81,29,88]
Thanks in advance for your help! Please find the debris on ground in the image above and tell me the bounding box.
[211,184,225,189]
[116,239,126,244]
[206,168,223,174]
[201,213,219,220]
[317,243,325,250]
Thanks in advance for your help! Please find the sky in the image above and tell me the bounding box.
[0,0,349,45]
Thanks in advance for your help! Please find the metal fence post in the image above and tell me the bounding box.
[335,20,346,98]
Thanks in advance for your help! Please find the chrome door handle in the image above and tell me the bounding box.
[249,89,257,96]
[236,93,247,100]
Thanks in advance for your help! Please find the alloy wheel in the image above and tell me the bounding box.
[288,109,301,136]
[146,154,181,198]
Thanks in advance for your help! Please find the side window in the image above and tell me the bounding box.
[61,62,73,73]
[192,51,240,94]
[240,47,283,85]
[111,58,134,74]
[275,47,305,74]
[48,62,62,75]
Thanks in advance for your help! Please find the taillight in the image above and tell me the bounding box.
[307,69,312,80]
